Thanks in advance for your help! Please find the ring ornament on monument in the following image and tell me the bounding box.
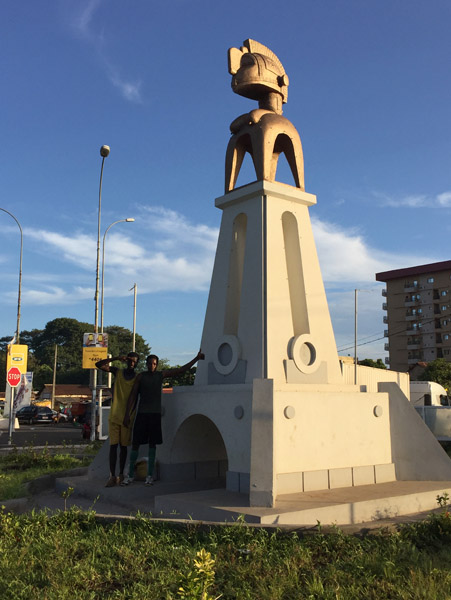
[213,335,241,375]
[289,334,319,374]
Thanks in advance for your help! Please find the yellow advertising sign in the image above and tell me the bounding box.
[82,346,108,369]
[6,344,28,374]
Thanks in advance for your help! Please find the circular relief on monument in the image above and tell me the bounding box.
[213,334,241,375]
[284,406,295,419]
[290,334,319,374]
[373,405,383,418]
[234,405,244,420]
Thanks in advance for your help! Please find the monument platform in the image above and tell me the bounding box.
[31,473,451,528]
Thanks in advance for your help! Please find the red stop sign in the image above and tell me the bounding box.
[7,367,21,388]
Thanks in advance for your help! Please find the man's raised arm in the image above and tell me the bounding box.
[161,350,205,378]
[95,355,127,373]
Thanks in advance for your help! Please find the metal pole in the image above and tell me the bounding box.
[130,283,137,351]
[100,218,134,335]
[0,208,23,343]
[51,344,57,411]
[91,145,110,442]
[1,208,23,445]
[354,289,358,385]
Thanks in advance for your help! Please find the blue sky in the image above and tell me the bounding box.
[1,0,450,366]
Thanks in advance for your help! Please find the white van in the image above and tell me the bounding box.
[410,381,450,407]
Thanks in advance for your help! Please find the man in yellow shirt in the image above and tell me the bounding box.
[96,352,139,486]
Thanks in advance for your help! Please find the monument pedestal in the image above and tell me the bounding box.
[154,180,451,510]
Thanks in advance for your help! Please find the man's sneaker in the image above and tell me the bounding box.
[105,476,117,488]
[145,476,155,486]
[120,476,134,486]
[117,474,125,485]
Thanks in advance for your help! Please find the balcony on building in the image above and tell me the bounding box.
[382,289,387,297]
[384,343,389,351]
[407,337,421,350]
[384,329,389,337]
[404,280,420,292]
[382,302,388,311]
[383,316,388,324]
[384,357,390,365]
[404,294,421,307]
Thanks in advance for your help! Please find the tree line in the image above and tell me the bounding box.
[0,317,196,390]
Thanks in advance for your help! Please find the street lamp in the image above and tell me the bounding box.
[91,145,110,442]
[0,208,23,445]
[95,145,110,333]
[0,208,23,343]
[100,218,135,334]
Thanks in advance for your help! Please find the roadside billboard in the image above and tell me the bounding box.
[6,344,28,374]
[82,333,108,369]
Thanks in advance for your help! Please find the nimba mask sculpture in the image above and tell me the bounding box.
[225,39,305,192]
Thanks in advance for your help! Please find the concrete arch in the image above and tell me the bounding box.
[166,414,229,483]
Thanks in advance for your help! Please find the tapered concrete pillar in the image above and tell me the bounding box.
[195,180,342,387]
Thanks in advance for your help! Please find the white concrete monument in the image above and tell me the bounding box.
[152,41,451,517]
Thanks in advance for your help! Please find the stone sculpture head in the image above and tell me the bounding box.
[228,39,289,105]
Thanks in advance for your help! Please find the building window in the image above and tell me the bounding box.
[428,277,434,283]
[442,305,448,311]
[444,334,449,340]
[442,291,448,296]
[418,308,423,314]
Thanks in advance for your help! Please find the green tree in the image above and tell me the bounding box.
[31,318,93,370]
[104,325,150,370]
[1,318,151,389]
[358,358,387,370]
[419,358,451,390]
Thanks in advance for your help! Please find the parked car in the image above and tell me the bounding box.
[16,405,54,424]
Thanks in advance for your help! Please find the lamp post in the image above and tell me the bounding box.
[91,145,110,442]
[129,283,137,351]
[0,208,23,445]
[100,218,135,334]
[0,208,23,343]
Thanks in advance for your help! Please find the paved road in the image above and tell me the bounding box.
[0,422,88,448]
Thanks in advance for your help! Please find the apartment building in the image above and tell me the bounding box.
[376,260,451,372]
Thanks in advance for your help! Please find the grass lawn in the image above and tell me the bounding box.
[0,444,96,501]
[1,446,451,598]
[1,506,451,599]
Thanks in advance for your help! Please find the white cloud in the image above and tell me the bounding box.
[437,192,451,207]
[73,0,102,39]
[68,0,143,103]
[108,68,143,104]
[312,218,433,284]
[375,190,451,208]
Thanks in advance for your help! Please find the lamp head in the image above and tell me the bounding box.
[100,145,110,158]
[125,218,135,222]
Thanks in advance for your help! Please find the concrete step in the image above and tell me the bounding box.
[154,480,451,525]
